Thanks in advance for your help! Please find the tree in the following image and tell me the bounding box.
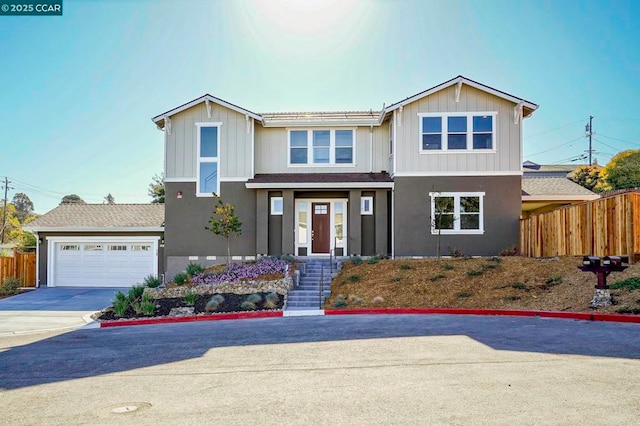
[430,193,455,260]
[206,195,242,266]
[570,165,602,192]
[104,193,116,204]
[0,203,21,244]
[596,150,640,192]
[148,173,165,204]
[11,193,34,223]
[60,194,86,205]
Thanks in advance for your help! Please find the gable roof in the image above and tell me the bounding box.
[384,75,538,118]
[522,177,599,199]
[24,204,165,232]
[152,94,262,129]
[260,111,381,127]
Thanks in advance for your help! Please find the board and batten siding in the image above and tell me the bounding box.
[255,125,390,174]
[165,102,253,180]
[395,84,522,175]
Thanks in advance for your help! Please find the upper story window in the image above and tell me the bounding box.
[419,112,496,153]
[288,129,355,166]
[196,122,221,196]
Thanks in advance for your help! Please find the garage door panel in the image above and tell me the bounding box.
[52,240,157,288]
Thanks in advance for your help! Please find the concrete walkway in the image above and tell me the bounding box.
[0,287,126,336]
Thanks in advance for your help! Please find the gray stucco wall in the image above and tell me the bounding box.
[393,176,521,256]
[165,181,256,277]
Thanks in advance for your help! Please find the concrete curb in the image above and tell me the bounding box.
[99,307,640,328]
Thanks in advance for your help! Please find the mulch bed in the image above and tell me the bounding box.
[96,292,285,321]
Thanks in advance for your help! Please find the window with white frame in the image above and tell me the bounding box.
[270,197,283,215]
[288,129,354,165]
[419,113,496,152]
[361,196,373,215]
[429,192,484,234]
[197,123,221,196]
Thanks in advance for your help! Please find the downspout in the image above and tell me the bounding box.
[391,110,398,258]
[369,126,374,172]
[34,231,40,287]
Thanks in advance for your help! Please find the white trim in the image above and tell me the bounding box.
[152,94,261,127]
[385,76,537,115]
[369,126,374,173]
[360,196,374,215]
[523,195,600,201]
[393,171,521,177]
[391,189,395,258]
[24,226,164,233]
[250,118,255,177]
[164,177,197,183]
[392,110,397,176]
[34,231,40,287]
[287,128,356,167]
[46,236,160,288]
[196,122,222,197]
[262,119,378,128]
[429,192,485,235]
[246,181,394,189]
[270,197,284,215]
[220,177,250,182]
[295,199,348,256]
[418,112,498,153]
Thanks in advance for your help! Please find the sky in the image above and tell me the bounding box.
[1,0,639,214]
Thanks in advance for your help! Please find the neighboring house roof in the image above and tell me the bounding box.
[522,177,599,200]
[522,161,588,177]
[246,173,394,189]
[24,204,165,232]
[153,75,538,129]
[384,75,538,117]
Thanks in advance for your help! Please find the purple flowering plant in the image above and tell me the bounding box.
[192,257,291,286]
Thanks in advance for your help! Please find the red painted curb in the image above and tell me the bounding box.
[100,311,283,328]
[324,308,640,323]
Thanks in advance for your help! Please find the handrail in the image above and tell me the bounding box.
[319,265,324,310]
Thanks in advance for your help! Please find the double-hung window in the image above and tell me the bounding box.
[196,122,221,196]
[419,112,496,152]
[288,129,354,165]
[429,192,484,234]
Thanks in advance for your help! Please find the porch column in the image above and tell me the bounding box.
[282,189,295,255]
[349,190,362,256]
[375,189,389,256]
[256,189,268,256]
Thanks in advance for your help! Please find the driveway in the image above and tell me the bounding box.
[0,287,126,336]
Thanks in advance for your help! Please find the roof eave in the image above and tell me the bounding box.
[245,182,394,189]
[23,226,165,233]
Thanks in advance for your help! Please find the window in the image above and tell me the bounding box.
[83,244,103,251]
[196,122,221,196]
[131,245,151,252]
[361,196,373,215]
[298,202,308,245]
[60,245,80,251]
[108,245,127,251]
[429,192,484,234]
[271,197,283,215]
[288,129,355,165]
[314,205,328,214]
[419,113,496,152]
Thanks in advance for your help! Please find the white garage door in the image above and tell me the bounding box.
[50,239,158,287]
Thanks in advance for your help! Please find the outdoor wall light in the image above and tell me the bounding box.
[177,191,183,199]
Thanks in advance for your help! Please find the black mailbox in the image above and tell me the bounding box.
[602,256,629,271]
[582,256,601,269]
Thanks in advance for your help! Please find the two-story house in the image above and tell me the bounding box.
[153,76,537,277]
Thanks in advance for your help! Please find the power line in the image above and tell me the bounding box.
[597,133,640,146]
[524,118,585,140]
[524,135,585,158]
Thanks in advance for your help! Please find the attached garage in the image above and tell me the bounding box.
[24,204,164,288]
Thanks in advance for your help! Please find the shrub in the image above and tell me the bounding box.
[545,274,563,285]
[448,247,464,258]
[483,263,500,270]
[399,264,413,270]
[191,257,290,285]
[0,277,21,296]
[610,277,640,291]
[430,274,446,282]
[143,275,162,288]
[466,269,485,277]
[173,272,189,285]
[367,256,381,265]
[503,295,521,301]
[113,298,129,317]
[391,276,402,283]
[128,284,145,302]
[489,256,503,263]
[348,275,360,282]
[334,299,348,308]
[240,300,256,311]
[112,291,127,305]
[442,264,455,271]
[246,293,262,304]
[184,290,197,306]
[499,246,518,256]
[278,254,295,262]
[264,292,280,309]
[350,256,363,265]
[140,294,156,316]
[205,294,225,312]
[185,263,205,277]
[511,282,529,291]
[457,291,473,299]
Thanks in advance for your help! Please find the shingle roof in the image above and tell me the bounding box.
[248,173,393,184]
[261,111,381,126]
[25,204,165,230]
[522,177,597,197]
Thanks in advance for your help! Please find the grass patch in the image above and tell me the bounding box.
[610,277,640,291]
[442,264,455,271]
[503,295,521,301]
[348,275,361,282]
[466,269,485,277]
[399,264,414,270]
[430,274,446,282]
[545,274,563,285]
[457,291,473,299]
[511,282,529,291]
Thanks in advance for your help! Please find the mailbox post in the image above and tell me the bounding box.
[578,256,629,307]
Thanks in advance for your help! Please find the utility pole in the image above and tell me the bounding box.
[1,177,12,244]
[585,115,594,166]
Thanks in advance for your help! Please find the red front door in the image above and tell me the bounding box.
[312,203,330,253]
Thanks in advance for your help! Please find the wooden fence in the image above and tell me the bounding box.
[0,249,36,287]
[520,191,640,261]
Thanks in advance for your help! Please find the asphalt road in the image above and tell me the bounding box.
[1,314,639,425]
